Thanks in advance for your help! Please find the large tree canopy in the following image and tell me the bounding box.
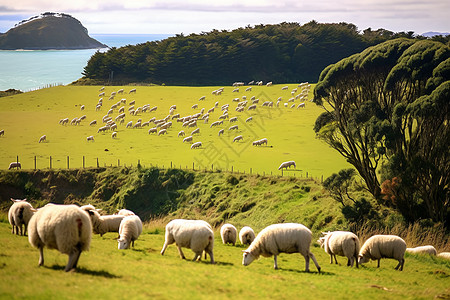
[313,38,450,225]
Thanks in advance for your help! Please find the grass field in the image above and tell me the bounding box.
[0,84,350,178]
[0,221,449,299]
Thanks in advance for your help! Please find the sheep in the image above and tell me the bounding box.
[281,86,288,90]
[178,130,186,137]
[8,198,36,235]
[28,204,92,272]
[246,117,253,123]
[199,96,206,101]
[80,105,85,111]
[89,120,97,126]
[86,136,95,142]
[191,141,202,149]
[242,223,321,272]
[247,104,257,111]
[8,162,21,170]
[129,88,137,94]
[229,117,238,123]
[437,252,450,259]
[220,224,237,245]
[239,226,256,245]
[210,121,221,128]
[183,136,193,143]
[160,219,214,263]
[118,215,143,249]
[38,135,47,143]
[99,92,105,97]
[229,125,238,131]
[406,245,437,256]
[191,128,200,135]
[192,104,198,109]
[99,87,105,91]
[318,231,360,267]
[233,135,243,142]
[358,235,406,271]
[116,209,135,216]
[117,88,124,94]
[252,138,268,146]
[297,102,305,109]
[148,127,157,134]
[266,82,273,86]
[158,129,167,136]
[218,129,224,136]
[85,209,125,237]
[278,161,296,170]
[126,121,133,128]
[111,132,117,139]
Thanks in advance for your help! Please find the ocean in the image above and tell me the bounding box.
[0,34,172,92]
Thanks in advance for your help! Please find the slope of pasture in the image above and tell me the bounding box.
[0,84,350,177]
[0,221,449,299]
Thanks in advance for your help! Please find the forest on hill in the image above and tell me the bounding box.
[81,21,442,85]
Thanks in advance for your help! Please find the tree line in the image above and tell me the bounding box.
[81,21,445,85]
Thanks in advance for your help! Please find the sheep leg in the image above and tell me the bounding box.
[66,249,82,272]
[377,259,381,268]
[38,247,44,266]
[333,254,338,264]
[273,255,278,269]
[354,255,359,268]
[304,254,310,272]
[176,245,186,259]
[309,252,321,273]
[329,254,333,264]
[207,250,215,264]
[192,253,201,261]
[395,258,404,271]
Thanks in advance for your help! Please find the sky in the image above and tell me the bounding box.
[0,0,449,35]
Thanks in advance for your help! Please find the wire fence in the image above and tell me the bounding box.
[5,155,324,183]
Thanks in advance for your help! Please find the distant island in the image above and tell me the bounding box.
[0,12,107,50]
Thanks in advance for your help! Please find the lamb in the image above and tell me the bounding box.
[38,135,47,143]
[8,162,21,170]
[239,226,256,245]
[233,135,243,142]
[220,224,237,245]
[437,252,450,259]
[160,219,215,263]
[85,209,125,237]
[242,223,321,272]
[318,231,360,267]
[278,161,296,170]
[191,141,202,149]
[358,235,406,271]
[118,215,143,249]
[8,198,36,235]
[28,204,92,272]
[405,245,437,256]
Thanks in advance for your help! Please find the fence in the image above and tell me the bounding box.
[5,155,324,183]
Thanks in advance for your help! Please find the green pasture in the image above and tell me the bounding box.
[0,84,349,177]
[0,221,449,299]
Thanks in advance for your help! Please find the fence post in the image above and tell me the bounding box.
[118,159,120,167]
[231,166,233,173]
[193,162,195,170]
[97,158,99,168]
[250,168,252,174]
[171,161,173,168]
[83,156,85,169]
[67,156,70,169]
[49,156,52,169]
[34,156,37,170]
[306,172,308,178]
[211,164,213,172]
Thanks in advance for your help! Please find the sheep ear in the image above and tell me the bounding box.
[242,250,249,253]
[87,210,94,216]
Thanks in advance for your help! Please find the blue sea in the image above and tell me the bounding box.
[0,34,172,92]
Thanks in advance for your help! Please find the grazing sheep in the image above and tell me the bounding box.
[148,127,157,134]
[129,88,137,94]
[118,215,143,249]
[278,161,296,170]
[28,204,92,272]
[178,130,185,137]
[8,162,21,170]
[8,198,36,235]
[99,87,105,91]
[191,128,200,135]
[183,136,193,143]
[358,235,406,271]
[80,105,85,111]
[437,252,450,260]
[229,125,238,131]
[252,138,268,146]
[99,92,105,97]
[233,135,243,142]
[38,135,46,143]
[89,120,97,126]
[266,82,273,86]
[158,129,167,136]
[247,104,257,111]
[297,103,305,109]
[192,104,198,109]
[406,245,437,256]
[160,219,214,263]
[111,132,117,139]
[246,117,253,123]
[220,224,237,245]
[242,223,321,272]
[218,129,224,136]
[239,226,256,245]
[191,142,202,149]
[318,231,360,267]
[116,209,135,216]
[86,210,125,237]
[199,96,206,101]
[86,136,95,142]
[229,117,238,123]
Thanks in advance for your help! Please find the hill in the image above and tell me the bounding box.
[0,12,106,50]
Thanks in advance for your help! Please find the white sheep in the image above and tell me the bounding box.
[148,127,157,134]
[28,204,92,272]
[406,245,437,256]
[89,120,97,126]
[239,226,256,245]
[297,102,305,109]
[85,210,125,237]
[129,88,137,94]
[218,129,224,136]
[229,117,238,123]
[8,198,36,235]
[183,136,193,143]
[318,231,360,267]
[242,223,321,272]
[246,117,253,123]
[38,135,47,143]
[233,135,243,142]
[8,162,21,170]
[278,161,296,170]
[229,125,238,131]
[158,129,167,136]
[220,224,237,245]
[192,104,198,109]
[116,209,135,216]
[160,219,214,263]
[86,136,95,142]
[191,141,202,149]
[191,128,200,135]
[178,130,185,137]
[437,252,450,260]
[111,132,117,139]
[118,215,143,249]
[358,235,406,271]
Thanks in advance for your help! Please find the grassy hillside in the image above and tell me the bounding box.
[0,84,350,178]
[0,221,449,299]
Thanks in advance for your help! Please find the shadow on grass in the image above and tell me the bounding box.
[278,267,334,276]
[47,265,121,278]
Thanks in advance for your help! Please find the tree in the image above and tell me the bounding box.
[313,39,450,225]
[322,169,356,207]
